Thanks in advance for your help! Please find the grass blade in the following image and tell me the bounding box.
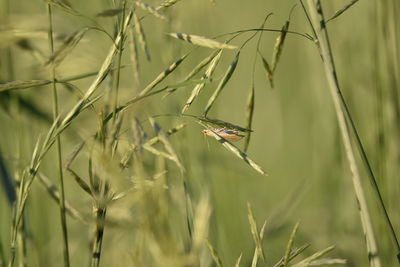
[247,203,265,261]
[259,52,274,88]
[139,54,188,96]
[327,0,359,22]
[96,8,123,17]
[203,51,240,116]
[234,253,243,267]
[182,50,222,112]
[45,27,89,66]
[136,1,167,20]
[206,240,223,267]
[271,21,289,72]
[133,13,151,61]
[169,33,237,49]
[292,245,336,266]
[244,84,255,152]
[0,80,51,92]
[283,222,300,266]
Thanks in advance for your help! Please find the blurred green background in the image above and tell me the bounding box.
[1,0,399,266]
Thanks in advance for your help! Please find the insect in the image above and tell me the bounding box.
[202,127,245,141]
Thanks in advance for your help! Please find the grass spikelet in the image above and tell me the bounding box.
[184,50,221,81]
[203,51,240,116]
[283,222,300,266]
[156,0,182,10]
[0,80,51,92]
[247,203,266,262]
[133,13,151,61]
[45,27,89,67]
[201,123,267,175]
[149,117,185,172]
[273,244,310,267]
[129,28,140,86]
[138,53,188,96]
[244,84,255,152]
[63,141,85,170]
[192,194,211,251]
[327,0,359,22]
[271,21,289,72]
[168,33,238,50]
[206,240,223,267]
[182,50,222,112]
[136,1,167,20]
[259,52,274,88]
[292,245,340,266]
[46,0,79,15]
[96,8,123,17]
[68,169,93,196]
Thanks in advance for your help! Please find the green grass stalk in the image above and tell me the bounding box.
[306,0,400,265]
[47,4,70,267]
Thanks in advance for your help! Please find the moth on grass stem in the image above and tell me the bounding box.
[202,128,245,141]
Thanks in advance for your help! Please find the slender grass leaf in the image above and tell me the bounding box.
[308,258,346,265]
[37,172,87,223]
[63,141,85,170]
[182,50,222,112]
[136,1,167,20]
[45,27,89,66]
[67,169,92,196]
[129,28,140,86]
[133,13,151,61]
[292,245,336,267]
[283,222,300,266]
[248,203,265,261]
[235,253,243,267]
[327,0,359,22]
[244,84,255,152]
[0,80,51,92]
[46,0,79,15]
[271,21,289,72]
[169,33,237,49]
[139,54,188,96]
[273,244,310,267]
[259,52,274,88]
[96,8,123,17]
[156,0,182,9]
[203,51,240,116]
[206,240,223,267]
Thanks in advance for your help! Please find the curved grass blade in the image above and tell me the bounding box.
[273,244,310,267]
[235,253,243,267]
[200,123,267,175]
[244,84,255,152]
[248,203,266,262]
[0,80,51,92]
[45,27,89,66]
[96,8,123,17]
[138,54,188,96]
[271,21,289,72]
[196,116,253,133]
[283,222,300,266]
[129,28,140,86]
[206,240,223,267]
[136,1,167,20]
[203,51,240,116]
[259,52,274,88]
[182,50,222,112]
[327,0,359,23]
[292,245,336,267]
[46,0,79,15]
[169,33,237,49]
[133,13,151,61]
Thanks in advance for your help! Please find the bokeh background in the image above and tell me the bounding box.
[1,0,399,266]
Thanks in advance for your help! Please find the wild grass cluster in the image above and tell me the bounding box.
[0,0,399,266]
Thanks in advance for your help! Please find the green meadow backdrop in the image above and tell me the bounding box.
[1,0,399,266]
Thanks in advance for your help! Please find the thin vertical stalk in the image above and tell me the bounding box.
[113,1,126,120]
[47,5,70,267]
[307,0,383,265]
[90,204,107,267]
